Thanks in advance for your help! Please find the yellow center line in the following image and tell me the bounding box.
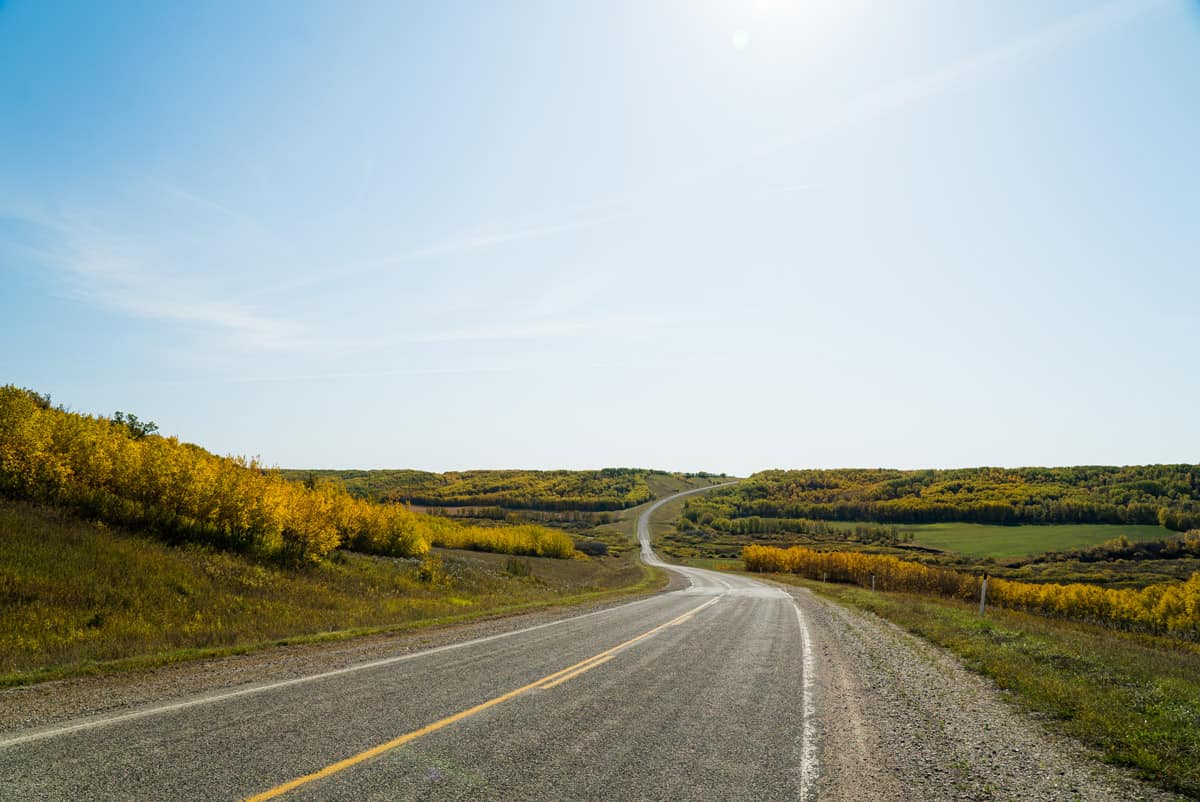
[243,595,720,801]
[538,654,615,689]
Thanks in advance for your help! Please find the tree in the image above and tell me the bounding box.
[112,411,159,440]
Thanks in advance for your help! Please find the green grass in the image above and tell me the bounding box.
[765,574,1200,798]
[905,522,1173,558]
[0,500,664,686]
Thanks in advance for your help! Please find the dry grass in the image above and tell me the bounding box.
[0,500,660,686]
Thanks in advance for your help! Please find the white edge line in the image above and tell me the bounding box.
[793,601,819,800]
[0,592,672,749]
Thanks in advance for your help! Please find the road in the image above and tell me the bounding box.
[0,487,1179,801]
[0,487,818,801]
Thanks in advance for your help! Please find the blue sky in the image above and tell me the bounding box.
[2,0,1198,475]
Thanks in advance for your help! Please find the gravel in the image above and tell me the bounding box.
[785,584,1186,802]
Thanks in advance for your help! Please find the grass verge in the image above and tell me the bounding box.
[762,572,1200,798]
[0,500,666,687]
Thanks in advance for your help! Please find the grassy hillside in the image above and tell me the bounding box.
[0,500,658,686]
[0,385,574,563]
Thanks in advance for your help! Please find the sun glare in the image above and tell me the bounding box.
[714,0,857,54]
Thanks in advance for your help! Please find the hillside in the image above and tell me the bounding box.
[683,466,1200,530]
[0,386,573,563]
[279,467,720,511]
[0,499,654,685]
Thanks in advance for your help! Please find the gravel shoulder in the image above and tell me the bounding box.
[785,584,1185,802]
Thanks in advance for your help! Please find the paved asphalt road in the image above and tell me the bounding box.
[0,486,819,801]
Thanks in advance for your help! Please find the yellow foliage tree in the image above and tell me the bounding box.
[744,542,1200,639]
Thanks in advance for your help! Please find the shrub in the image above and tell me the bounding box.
[744,543,1200,639]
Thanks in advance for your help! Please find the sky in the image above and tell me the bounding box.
[2,0,1198,476]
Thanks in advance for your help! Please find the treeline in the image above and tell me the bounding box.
[743,544,1200,639]
[0,387,573,564]
[427,506,615,525]
[687,467,1200,530]
[282,467,659,511]
[1015,533,1200,567]
[678,512,912,546]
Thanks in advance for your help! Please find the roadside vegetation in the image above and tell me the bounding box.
[0,386,573,563]
[771,577,1200,798]
[744,544,1200,639]
[0,499,657,686]
[0,387,718,684]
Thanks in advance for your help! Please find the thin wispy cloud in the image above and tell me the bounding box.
[6,207,303,352]
[388,319,595,345]
[237,215,600,301]
[758,0,1169,158]
[150,180,274,237]
[770,182,822,194]
[302,319,600,357]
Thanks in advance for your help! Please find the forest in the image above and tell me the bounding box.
[683,467,1200,531]
[0,386,574,564]
[282,467,663,511]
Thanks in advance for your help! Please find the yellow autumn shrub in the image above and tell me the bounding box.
[744,542,1200,638]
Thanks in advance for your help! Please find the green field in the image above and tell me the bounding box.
[903,522,1173,558]
[666,517,1196,588]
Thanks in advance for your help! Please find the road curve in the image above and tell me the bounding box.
[0,487,1181,801]
[0,486,820,802]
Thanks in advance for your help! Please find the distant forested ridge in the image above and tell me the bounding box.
[281,468,664,511]
[684,467,1200,532]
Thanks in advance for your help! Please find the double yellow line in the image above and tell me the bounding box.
[245,596,720,801]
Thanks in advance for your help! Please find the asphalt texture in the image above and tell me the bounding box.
[0,487,818,802]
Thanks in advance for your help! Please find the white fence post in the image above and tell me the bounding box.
[979,573,989,616]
